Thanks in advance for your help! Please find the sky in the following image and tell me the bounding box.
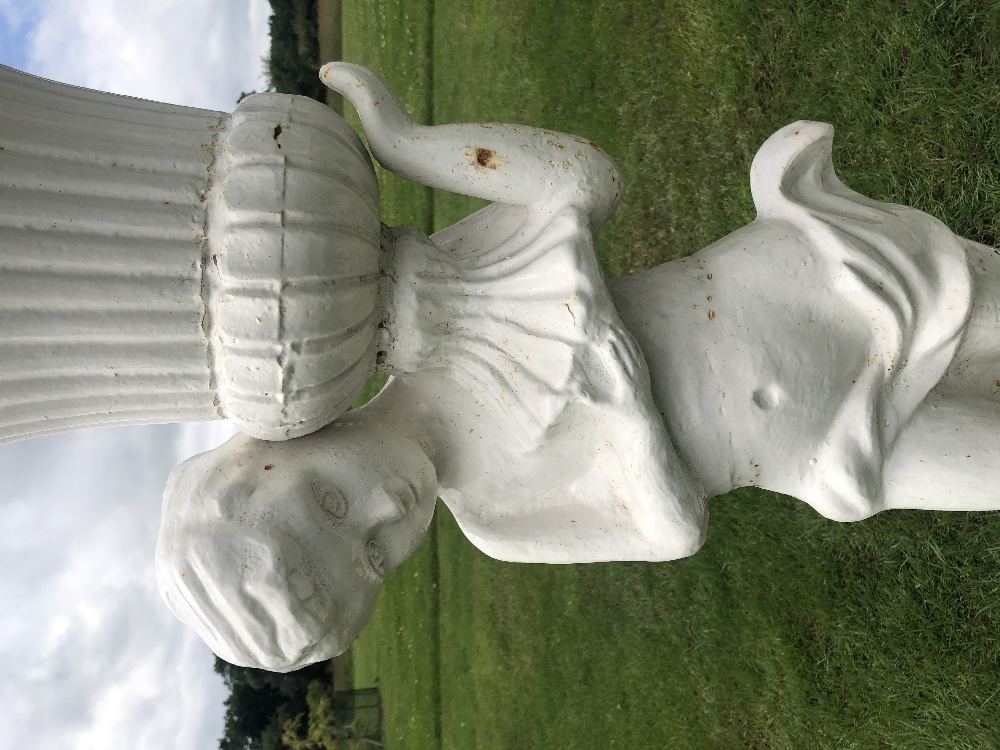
[0,1,272,748]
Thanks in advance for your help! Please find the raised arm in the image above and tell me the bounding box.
[320,62,622,228]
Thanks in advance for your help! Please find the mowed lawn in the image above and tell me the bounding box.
[331,1,1000,748]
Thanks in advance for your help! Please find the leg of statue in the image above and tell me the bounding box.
[882,239,1000,511]
[882,392,1000,511]
[934,240,1000,401]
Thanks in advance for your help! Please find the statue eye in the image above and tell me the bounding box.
[313,483,347,519]
[366,539,388,576]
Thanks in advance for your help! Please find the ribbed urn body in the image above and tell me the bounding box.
[0,65,382,443]
[208,93,382,440]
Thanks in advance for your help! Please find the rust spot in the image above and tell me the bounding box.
[273,124,286,148]
[706,295,713,301]
[547,139,566,150]
[264,464,274,471]
[995,379,1000,387]
[706,273,713,280]
[708,310,716,320]
[474,147,498,169]
[573,136,602,151]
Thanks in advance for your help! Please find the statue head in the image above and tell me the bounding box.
[155,422,437,672]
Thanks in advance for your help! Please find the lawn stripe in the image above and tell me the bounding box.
[344,1,1000,748]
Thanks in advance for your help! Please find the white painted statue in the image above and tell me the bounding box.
[2,63,998,672]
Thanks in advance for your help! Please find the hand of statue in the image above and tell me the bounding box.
[320,62,623,227]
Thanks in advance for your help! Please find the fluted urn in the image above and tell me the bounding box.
[0,65,383,442]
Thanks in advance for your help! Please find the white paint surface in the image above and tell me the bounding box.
[3,62,997,680]
[155,67,996,671]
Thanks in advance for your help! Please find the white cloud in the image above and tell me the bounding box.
[0,3,270,747]
[0,423,237,750]
[21,0,271,111]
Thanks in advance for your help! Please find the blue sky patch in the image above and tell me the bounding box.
[0,6,37,70]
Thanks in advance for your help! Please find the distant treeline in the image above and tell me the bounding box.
[216,656,331,750]
[262,0,326,101]
[217,655,380,749]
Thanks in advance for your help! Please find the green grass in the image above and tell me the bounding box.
[336,1,1000,748]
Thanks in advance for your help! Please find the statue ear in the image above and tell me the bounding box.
[750,121,882,223]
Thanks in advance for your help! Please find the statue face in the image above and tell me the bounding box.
[157,424,438,670]
[259,423,438,585]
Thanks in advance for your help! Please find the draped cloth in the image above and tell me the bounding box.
[615,121,974,522]
[386,205,709,563]
[751,122,972,518]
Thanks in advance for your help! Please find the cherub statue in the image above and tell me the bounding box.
[1,63,996,672]
[159,66,999,671]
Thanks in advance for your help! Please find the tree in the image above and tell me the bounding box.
[281,683,384,750]
[215,657,334,750]
[265,0,325,101]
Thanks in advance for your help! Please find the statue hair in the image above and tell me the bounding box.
[155,440,362,672]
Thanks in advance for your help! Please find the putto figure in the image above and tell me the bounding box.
[1,64,997,672]
[159,65,999,671]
